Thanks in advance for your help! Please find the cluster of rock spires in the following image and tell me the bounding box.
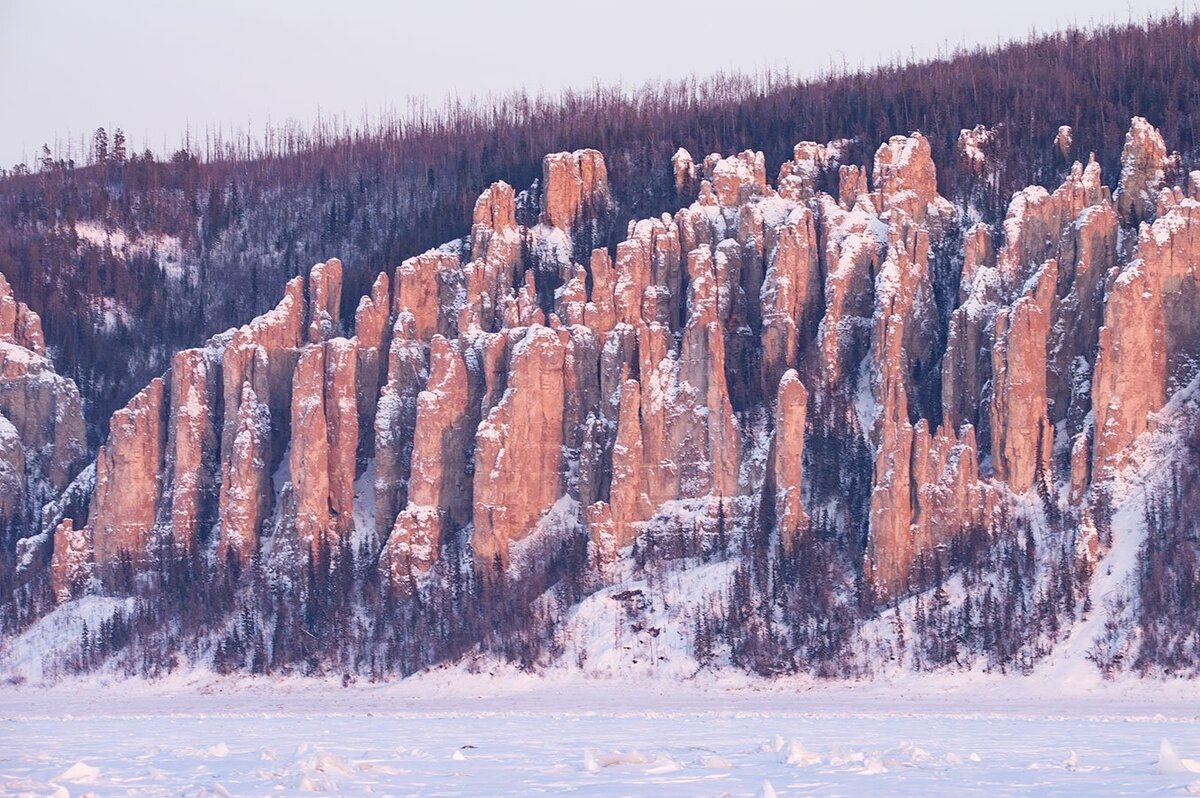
[0,275,88,601]
[7,117,1200,614]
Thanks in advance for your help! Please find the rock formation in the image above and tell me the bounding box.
[90,378,166,582]
[23,117,1200,624]
[472,324,567,573]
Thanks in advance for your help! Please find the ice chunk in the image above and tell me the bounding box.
[1158,738,1200,774]
[759,780,778,798]
[781,740,821,766]
[57,761,100,783]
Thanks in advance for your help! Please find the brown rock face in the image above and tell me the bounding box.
[957,125,994,176]
[288,338,358,562]
[50,519,93,603]
[90,379,167,582]
[0,272,45,354]
[711,150,768,208]
[373,311,427,541]
[469,181,523,331]
[160,348,219,550]
[353,272,391,463]
[604,377,650,551]
[673,246,741,499]
[990,260,1057,494]
[1116,116,1169,225]
[773,370,808,551]
[613,216,682,329]
[0,343,87,495]
[942,224,999,435]
[1055,125,1074,160]
[541,149,610,229]
[813,196,883,390]
[864,215,988,599]
[777,141,830,202]
[395,249,463,343]
[473,324,566,572]
[761,207,821,393]
[307,258,343,343]
[1093,195,1200,474]
[217,380,271,566]
[672,148,697,196]
[382,335,472,579]
[43,117,1200,632]
[217,274,307,563]
[872,133,954,227]
[0,414,24,531]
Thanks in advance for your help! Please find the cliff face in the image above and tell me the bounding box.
[12,116,1200,640]
[0,275,87,540]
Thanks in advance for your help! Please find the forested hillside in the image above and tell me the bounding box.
[2,14,1200,684]
[1,13,1196,438]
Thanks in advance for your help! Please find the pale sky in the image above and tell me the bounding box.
[1,0,1195,167]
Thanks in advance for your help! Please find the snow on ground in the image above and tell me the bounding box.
[4,672,1200,796]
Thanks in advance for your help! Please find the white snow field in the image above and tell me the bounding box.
[4,673,1200,796]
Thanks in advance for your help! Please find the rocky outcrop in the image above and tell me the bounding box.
[0,273,88,588]
[216,273,307,563]
[1093,194,1200,474]
[216,380,271,566]
[672,148,697,196]
[288,337,358,562]
[394,249,463,343]
[0,334,87,498]
[160,348,219,550]
[472,325,567,573]
[382,335,472,579]
[872,133,955,228]
[1115,116,1170,225]
[0,273,45,355]
[90,379,166,582]
[813,196,883,391]
[990,260,1057,494]
[760,207,821,393]
[711,150,768,208]
[773,370,808,551]
[50,519,93,603]
[0,414,24,532]
[307,258,343,343]
[373,311,427,542]
[353,272,391,463]
[31,120,1200,636]
[541,149,610,230]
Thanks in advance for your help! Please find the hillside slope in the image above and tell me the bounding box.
[3,110,1200,683]
[0,14,1196,439]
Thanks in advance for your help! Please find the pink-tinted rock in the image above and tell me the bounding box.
[773,370,808,551]
[50,519,93,604]
[161,348,218,550]
[307,258,343,343]
[991,261,1057,493]
[541,149,610,229]
[1116,116,1169,225]
[473,325,567,572]
[382,335,473,579]
[90,379,167,581]
[0,272,45,354]
[373,311,427,541]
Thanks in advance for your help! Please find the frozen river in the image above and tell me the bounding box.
[2,674,1199,796]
